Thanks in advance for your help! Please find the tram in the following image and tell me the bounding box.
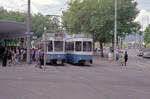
[36,33,66,65]
[65,34,93,64]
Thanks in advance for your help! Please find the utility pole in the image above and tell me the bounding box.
[27,0,31,64]
[114,0,117,59]
[43,27,47,71]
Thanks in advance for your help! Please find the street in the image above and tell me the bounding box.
[0,49,150,99]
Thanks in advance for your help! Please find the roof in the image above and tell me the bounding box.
[0,20,26,40]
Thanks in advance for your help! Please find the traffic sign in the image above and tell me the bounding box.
[25,32,34,35]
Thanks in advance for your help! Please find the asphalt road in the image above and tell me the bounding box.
[127,49,150,69]
[0,51,150,99]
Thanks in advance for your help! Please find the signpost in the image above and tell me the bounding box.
[25,32,34,35]
[43,33,47,71]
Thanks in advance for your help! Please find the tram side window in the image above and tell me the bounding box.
[75,41,81,51]
[65,42,67,51]
[83,41,92,52]
[65,42,69,51]
[71,42,74,51]
[54,41,63,52]
[48,41,53,52]
[68,42,74,51]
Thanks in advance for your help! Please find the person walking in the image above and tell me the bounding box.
[124,51,128,66]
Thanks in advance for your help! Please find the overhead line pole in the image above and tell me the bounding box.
[27,0,31,64]
[114,0,117,60]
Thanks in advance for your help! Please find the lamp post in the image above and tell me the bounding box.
[114,0,117,59]
[27,0,31,64]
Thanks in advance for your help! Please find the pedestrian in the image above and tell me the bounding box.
[39,49,44,69]
[117,51,121,65]
[15,49,20,64]
[116,50,119,62]
[35,49,39,64]
[108,52,113,62]
[2,48,8,67]
[7,49,12,66]
[23,49,27,62]
[12,51,16,64]
[121,51,125,66]
[32,49,36,63]
[35,49,43,69]
[124,51,128,66]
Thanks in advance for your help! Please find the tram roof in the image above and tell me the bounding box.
[0,20,26,40]
[65,37,93,41]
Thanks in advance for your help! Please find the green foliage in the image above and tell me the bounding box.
[144,25,150,44]
[0,7,58,38]
[62,0,140,43]
[146,43,150,49]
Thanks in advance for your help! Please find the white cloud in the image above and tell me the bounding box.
[32,0,61,5]
[0,0,71,15]
[135,10,150,30]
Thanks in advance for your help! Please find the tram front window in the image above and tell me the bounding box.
[48,41,53,52]
[75,41,82,51]
[54,41,63,52]
[83,41,92,52]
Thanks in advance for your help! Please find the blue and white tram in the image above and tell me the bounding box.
[65,34,93,64]
[42,33,66,65]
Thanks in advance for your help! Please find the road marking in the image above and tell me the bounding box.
[135,63,146,69]
[137,62,150,68]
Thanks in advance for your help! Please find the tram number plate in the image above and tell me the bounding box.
[57,60,62,64]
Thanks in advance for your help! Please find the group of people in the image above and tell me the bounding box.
[1,47,44,69]
[1,47,27,67]
[116,50,128,66]
[108,50,128,66]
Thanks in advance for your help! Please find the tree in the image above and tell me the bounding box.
[144,25,150,44]
[62,0,139,57]
[0,7,57,38]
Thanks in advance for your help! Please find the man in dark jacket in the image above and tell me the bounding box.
[2,49,8,67]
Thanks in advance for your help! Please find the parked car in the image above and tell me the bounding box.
[142,51,150,58]
[137,49,150,57]
[137,49,144,56]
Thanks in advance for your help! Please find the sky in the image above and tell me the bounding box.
[136,0,150,10]
[0,0,71,15]
[0,0,149,15]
